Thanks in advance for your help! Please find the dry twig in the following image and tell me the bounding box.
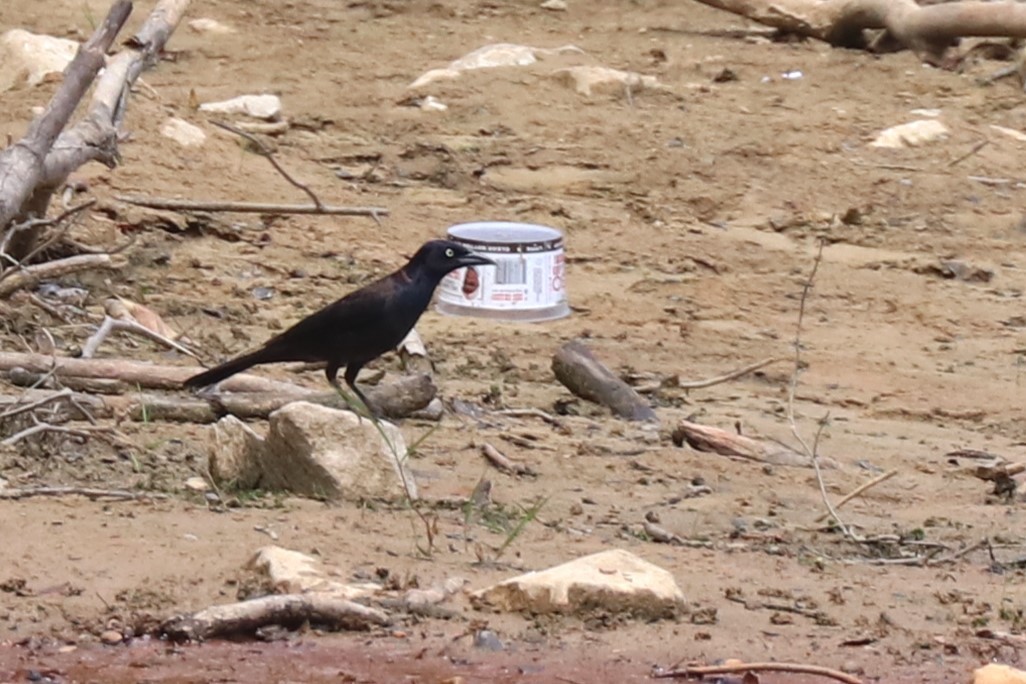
[677,355,788,389]
[654,660,862,684]
[210,120,324,210]
[480,442,536,477]
[0,486,168,501]
[786,239,854,538]
[813,469,898,523]
[115,197,388,218]
[81,316,198,359]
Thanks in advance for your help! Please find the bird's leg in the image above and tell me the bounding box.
[325,361,366,419]
[344,363,382,421]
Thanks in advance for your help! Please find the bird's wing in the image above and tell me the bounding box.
[260,275,404,362]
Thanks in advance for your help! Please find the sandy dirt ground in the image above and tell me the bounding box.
[2,0,1026,681]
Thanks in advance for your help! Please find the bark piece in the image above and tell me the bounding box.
[671,419,839,469]
[552,339,656,422]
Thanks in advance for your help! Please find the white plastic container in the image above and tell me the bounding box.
[436,221,570,322]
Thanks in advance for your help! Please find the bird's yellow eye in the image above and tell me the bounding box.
[445,248,455,258]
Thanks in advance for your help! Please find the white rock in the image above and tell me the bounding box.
[973,663,1026,684]
[472,549,684,619]
[541,0,568,10]
[199,94,282,120]
[0,29,79,92]
[183,476,210,492]
[990,124,1026,143]
[207,415,266,490]
[409,43,584,89]
[247,545,380,600]
[263,402,417,502]
[420,95,448,112]
[552,66,664,97]
[188,18,237,35]
[160,117,206,147]
[869,119,949,148]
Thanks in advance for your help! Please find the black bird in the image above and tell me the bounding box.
[183,239,495,413]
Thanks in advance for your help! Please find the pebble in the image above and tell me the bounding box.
[473,629,503,651]
[541,0,567,9]
[99,630,122,645]
[184,476,210,492]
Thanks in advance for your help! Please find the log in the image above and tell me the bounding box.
[551,339,657,422]
[0,372,436,423]
[685,0,1026,63]
[160,593,390,641]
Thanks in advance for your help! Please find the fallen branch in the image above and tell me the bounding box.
[0,351,313,393]
[552,339,657,422]
[654,660,862,684]
[0,1,133,255]
[0,387,74,420]
[115,196,388,217]
[0,254,116,299]
[0,375,435,424]
[1,420,115,447]
[3,0,193,260]
[160,593,391,641]
[684,0,1026,64]
[0,486,168,501]
[480,442,536,477]
[677,355,787,389]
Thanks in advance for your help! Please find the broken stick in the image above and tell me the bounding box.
[115,196,388,218]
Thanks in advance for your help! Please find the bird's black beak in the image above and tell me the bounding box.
[457,252,496,268]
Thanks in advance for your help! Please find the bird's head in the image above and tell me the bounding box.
[408,239,495,278]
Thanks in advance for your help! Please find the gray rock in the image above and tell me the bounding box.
[263,402,417,502]
[208,415,266,489]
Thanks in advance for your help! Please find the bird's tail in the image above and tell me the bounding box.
[183,349,275,389]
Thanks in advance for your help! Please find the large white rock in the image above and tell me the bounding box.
[973,664,1026,684]
[552,66,664,97]
[472,549,684,619]
[263,402,417,502]
[870,119,949,148]
[0,29,79,92]
[199,94,282,120]
[409,43,584,89]
[208,415,266,489]
[247,546,379,600]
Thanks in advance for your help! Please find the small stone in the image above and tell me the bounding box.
[188,18,236,35]
[870,119,949,148]
[473,629,503,651]
[540,0,567,10]
[160,117,206,147]
[183,476,209,493]
[99,630,122,645]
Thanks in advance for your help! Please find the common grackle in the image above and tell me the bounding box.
[183,239,495,413]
